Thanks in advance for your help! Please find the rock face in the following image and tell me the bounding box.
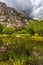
[0,2,29,28]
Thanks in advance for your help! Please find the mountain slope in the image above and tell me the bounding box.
[0,2,30,28]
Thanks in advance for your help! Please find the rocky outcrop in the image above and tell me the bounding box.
[0,2,29,28]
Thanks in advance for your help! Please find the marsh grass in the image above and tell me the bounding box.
[0,34,43,65]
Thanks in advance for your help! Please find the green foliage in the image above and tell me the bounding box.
[0,40,3,47]
[28,56,39,65]
[2,27,15,34]
[26,20,36,35]
[17,30,28,34]
[0,36,43,65]
[0,23,4,34]
[25,20,43,36]
[0,20,43,65]
[0,19,43,36]
[38,29,43,36]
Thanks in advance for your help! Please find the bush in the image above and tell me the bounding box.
[27,28,35,35]
[26,21,35,35]
[38,30,43,36]
[2,27,15,34]
[28,56,39,65]
[26,20,43,35]
[0,23,4,34]
[17,30,28,34]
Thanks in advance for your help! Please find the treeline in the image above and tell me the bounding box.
[0,19,43,36]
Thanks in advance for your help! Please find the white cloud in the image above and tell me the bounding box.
[4,0,33,10]
[0,0,43,19]
[30,0,43,19]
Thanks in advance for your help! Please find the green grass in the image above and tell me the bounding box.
[0,34,43,65]
[0,34,43,42]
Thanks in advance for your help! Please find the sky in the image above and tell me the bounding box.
[0,0,43,19]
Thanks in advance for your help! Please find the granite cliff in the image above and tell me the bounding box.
[0,2,30,28]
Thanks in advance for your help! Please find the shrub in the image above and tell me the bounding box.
[27,28,35,35]
[28,56,39,65]
[0,23,4,34]
[17,30,28,34]
[38,30,43,36]
[26,21,35,35]
[2,27,15,34]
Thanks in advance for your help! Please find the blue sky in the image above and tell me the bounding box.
[0,0,43,19]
